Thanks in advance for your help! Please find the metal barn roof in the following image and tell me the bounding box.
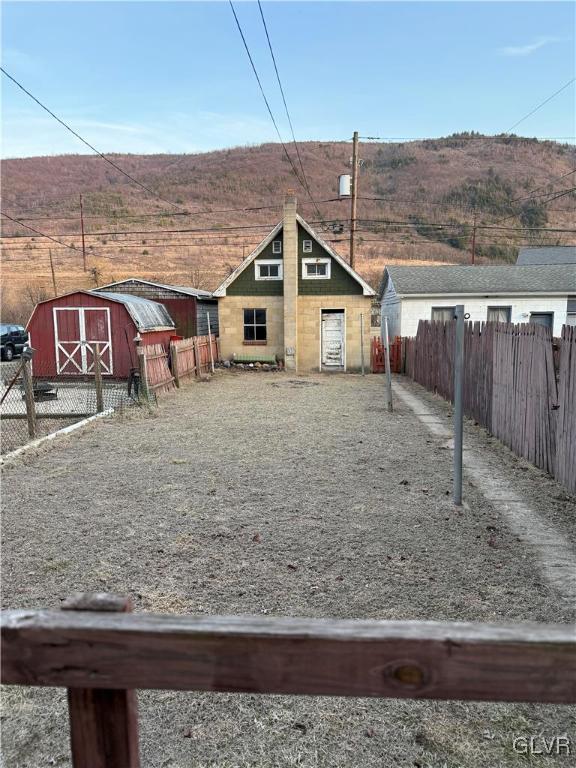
[90,291,175,330]
[516,246,576,266]
[96,279,214,298]
[380,264,576,297]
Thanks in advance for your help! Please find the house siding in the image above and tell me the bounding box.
[398,295,569,337]
[226,235,284,296]
[297,224,363,295]
[218,295,284,361]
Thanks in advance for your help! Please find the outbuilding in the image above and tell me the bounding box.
[95,279,219,338]
[27,290,175,378]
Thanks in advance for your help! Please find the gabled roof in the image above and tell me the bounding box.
[96,278,213,299]
[516,246,576,266]
[380,264,576,298]
[213,215,375,297]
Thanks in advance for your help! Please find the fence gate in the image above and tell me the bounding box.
[54,307,113,375]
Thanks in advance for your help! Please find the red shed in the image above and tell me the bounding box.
[27,290,175,378]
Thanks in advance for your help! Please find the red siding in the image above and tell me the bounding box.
[157,297,197,337]
[27,292,173,379]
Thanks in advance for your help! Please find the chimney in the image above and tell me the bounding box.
[283,192,298,370]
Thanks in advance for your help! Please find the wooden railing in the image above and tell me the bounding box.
[2,593,575,767]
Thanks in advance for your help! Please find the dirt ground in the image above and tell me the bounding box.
[1,371,575,768]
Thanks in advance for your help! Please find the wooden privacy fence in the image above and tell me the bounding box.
[403,320,576,494]
[138,334,219,395]
[371,336,403,373]
[170,334,219,387]
[2,592,575,768]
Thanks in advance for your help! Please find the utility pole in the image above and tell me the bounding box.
[49,249,58,296]
[349,130,359,269]
[79,194,87,272]
[470,211,477,265]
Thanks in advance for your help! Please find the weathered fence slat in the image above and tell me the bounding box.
[62,594,140,768]
[2,609,575,704]
[403,320,574,494]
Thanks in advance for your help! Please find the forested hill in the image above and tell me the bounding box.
[2,135,575,314]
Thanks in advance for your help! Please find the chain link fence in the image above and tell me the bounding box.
[1,354,137,455]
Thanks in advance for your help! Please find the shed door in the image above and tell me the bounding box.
[54,307,113,375]
[321,311,345,369]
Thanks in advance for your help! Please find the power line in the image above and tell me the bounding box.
[504,78,576,134]
[228,1,306,193]
[256,0,324,224]
[0,67,189,212]
[358,135,576,142]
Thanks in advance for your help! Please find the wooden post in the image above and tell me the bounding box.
[193,336,200,377]
[171,341,180,387]
[79,194,87,272]
[21,359,37,438]
[93,343,104,413]
[62,593,140,768]
[137,347,149,399]
[349,130,359,269]
[49,249,58,296]
[207,313,215,373]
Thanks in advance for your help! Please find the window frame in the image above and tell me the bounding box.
[302,239,313,253]
[255,259,283,281]
[431,306,456,323]
[302,257,331,280]
[272,240,282,255]
[487,305,512,323]
[243,308,267,344]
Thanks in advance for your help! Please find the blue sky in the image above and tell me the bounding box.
[1,1,574,158]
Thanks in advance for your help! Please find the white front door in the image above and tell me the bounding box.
[321,311,345,369]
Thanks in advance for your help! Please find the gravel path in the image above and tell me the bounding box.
[2,371,575,767]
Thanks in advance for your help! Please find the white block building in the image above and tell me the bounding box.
[379,264,576,339]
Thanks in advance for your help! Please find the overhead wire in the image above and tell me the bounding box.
[0,67,190,212]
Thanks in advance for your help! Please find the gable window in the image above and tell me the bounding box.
[431,306,455,323]
[302,257,331,280]
[255,260,283,281]
[243,308,267,342]
[272,240,282,254]
[487,306,511,323]
[302,239,313,253]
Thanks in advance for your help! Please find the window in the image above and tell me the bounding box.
[530,312,553,329]
[302,239,313,253]
[243,308,267,342]
[255,260,283,281]
[272,240,282,254]
[431,306,455,322]
[302,257,331,279]
[487,306,511,323]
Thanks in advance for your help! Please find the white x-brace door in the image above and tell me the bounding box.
[54,307,113,374]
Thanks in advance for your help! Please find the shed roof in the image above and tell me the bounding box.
[380,264,576,297]
[91,291,175,330]
[516,246,576,266]
[96,279,214,299]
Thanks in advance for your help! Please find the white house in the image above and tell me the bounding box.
[379,264,576,339]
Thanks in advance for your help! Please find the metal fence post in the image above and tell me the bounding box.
[453,305,465,506]
[384,317,393,413]
[360,314,365,375]
[207,313,215,374]
[93,343,104,413]
[21,358,37,439]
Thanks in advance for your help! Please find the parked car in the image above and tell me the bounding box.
[0,323,29,361]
